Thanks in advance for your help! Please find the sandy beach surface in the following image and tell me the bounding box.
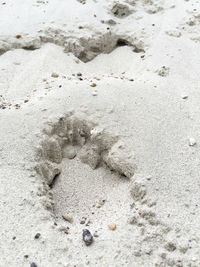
[1,0,200,266]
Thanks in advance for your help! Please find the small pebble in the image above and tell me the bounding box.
[93,231,99,237]
[79,129,87,137]
[82,229,93,246]
[189,138,196,146]
[86,220,92,226]
[108,223,117,230]
[51,72,59,78]
[58,226,69,234]
[90,83,97,87]
[62,213,73,223]
[34,233,41,239]
[0,105,6,109]
[15,104,20,109]
[80,220,85,224]
[106,19,116,25]
[92,91,98,96]
[164,242,176,252]
[77,72,82,76]
[181,94,188,99]
[146,175,152,180]
[62,146,76,159]
[30,263,37,267]
[16,34,21,39]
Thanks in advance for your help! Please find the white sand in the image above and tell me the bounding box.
[1,0,200,266]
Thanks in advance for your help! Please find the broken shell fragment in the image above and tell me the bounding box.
[108,223,117,230]
[189,138,196,146]
[62,213,73,223]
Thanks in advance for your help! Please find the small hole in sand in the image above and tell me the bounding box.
[49,173,60,189]
[22,46,38,51]
[116,39,129,47]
